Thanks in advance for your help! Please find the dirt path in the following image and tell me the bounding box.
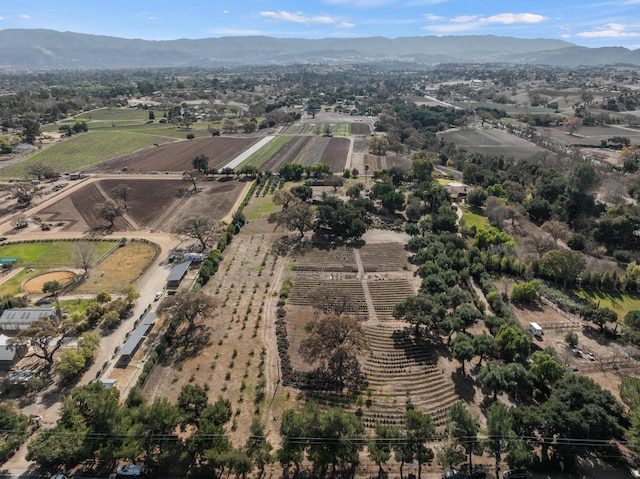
[354,248,377,322]
[263,254,286,446]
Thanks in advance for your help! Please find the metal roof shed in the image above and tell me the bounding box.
[117,312,156,364]
[166,260,191,288]
[0,307,57,332]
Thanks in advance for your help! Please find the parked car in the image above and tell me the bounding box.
[443,469,467,479]
[154,291,163,301]
[503,469,527,479]
[468,468,487,479]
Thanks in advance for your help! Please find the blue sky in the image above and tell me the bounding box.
[1,0,639,49]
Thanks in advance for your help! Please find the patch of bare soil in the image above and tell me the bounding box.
[22,270,75,293]
[37,178,248,233]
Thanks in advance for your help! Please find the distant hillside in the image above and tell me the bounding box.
[0,29,637,69]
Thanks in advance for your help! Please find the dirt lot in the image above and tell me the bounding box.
[37,178,248,232]
[22,270,75,293]
[509,299,640,400]
[83,136,258,173]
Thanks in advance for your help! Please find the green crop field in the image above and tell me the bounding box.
[76,108,153,122]
[576,290,640,320]
[0,240,117,267]
[0,130,177,177]
[240,136,293,169]
[119,123,213,139]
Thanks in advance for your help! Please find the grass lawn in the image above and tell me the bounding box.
[73,241,157,294]
[461,206,489,229]
[0,268,46,296]
[576,290,640,320]
[59,298,95,316]
[0,241,117,267]
[244,196,278,220]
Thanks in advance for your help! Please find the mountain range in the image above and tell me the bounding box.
[1,29,639,69]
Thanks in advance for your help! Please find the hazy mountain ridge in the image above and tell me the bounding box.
[0,29,637,69]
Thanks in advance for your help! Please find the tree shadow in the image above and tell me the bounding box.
[513,301,545,312]
[450,369,476,402]
[174,324,212,361]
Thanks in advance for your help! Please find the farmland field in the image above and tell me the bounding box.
[441,127,547,159]
[541,125,640,147]
[38,178,247,232]
[84,136,258,173]
[297,137,350,171]
[251,136,312,172]
[362,153,412,171]
[279,122,369,136]
[0,131,178,178]
[319,137,350,172]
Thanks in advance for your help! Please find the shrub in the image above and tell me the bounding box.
[510,280,540,303]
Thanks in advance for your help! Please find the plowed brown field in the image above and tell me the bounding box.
[38,178,247,232]
[83,136,258,173]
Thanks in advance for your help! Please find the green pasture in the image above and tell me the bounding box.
[576,290,640,320]
[240,136,293,169]
[0,240,116,267]
[106,123,213,139]
[0,268,46,296]
[0,131,176,177]
[244,196,278,220]
[461,207,489,229]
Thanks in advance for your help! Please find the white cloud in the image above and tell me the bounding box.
[480,13,547,24]
[337,21,355,29]
[0,17,4,21]
[223,10,229,14]
[148,16,157,21]
[20,14,30,19]
[576,23,640,38]
[451,15,479,23]
[323,0,396,7]
[424,14,444,22]
[406,0,449,4]
[260,11,336,25]
[425,11,547,33]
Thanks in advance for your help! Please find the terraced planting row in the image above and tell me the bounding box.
[290,246,357,272]
[288,279,369,319]
[360,323,457,429]
[368,279,415,319]
[360,242,410,271]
